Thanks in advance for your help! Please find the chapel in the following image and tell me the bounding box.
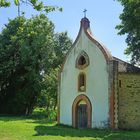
[58,16,140,129]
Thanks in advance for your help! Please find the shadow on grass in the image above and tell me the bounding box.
[34,125,140,140]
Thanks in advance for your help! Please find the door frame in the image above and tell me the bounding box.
[72,94,92,128]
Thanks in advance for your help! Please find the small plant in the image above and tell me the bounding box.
[29,107,48,119]
[29,107,57,121]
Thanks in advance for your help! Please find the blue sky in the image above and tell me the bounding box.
[0,0,129,61]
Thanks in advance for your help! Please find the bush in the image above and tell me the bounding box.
[29,107,57,121]
[47,108,57,121]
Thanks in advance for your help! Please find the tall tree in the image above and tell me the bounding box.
[116,0,140,65]
[53,32,73,68]
[0,14,55,115]
[0,14,72,115]
[37,32,72,112]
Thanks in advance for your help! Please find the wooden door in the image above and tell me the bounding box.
[77,104,87,128]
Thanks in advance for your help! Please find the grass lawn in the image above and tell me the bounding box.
[0,116,140,140]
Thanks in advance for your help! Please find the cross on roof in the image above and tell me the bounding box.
[83,9,87,17]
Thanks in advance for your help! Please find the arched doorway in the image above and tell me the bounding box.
[72,94,92,128]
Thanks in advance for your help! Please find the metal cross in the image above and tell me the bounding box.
[83,9,87,17]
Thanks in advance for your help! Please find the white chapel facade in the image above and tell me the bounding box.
[58,17,140,129]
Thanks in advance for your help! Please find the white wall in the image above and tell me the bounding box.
[60,29,109,128]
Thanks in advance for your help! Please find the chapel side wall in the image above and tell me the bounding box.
[118,73,140,129]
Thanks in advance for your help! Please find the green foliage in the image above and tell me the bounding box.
[36,32,72,112]
[37,69,58,109]
[116,0,140,65]
[0,0,62,14]
[0,13,72,115]
[0,14,55,115]
[53,32,73,68]
[14,0,19,6]
[0,0,10,7]
[30,107,57,121]
[29,107,48,119]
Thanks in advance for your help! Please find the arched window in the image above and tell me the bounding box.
[76,51,89,69]
[78,73,86,92]
[78,55,86,65]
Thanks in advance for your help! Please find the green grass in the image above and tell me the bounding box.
[0,116,140,140]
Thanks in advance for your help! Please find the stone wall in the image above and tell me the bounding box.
[118,73,140,129]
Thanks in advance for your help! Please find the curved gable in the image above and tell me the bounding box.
[61,17,113,72]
